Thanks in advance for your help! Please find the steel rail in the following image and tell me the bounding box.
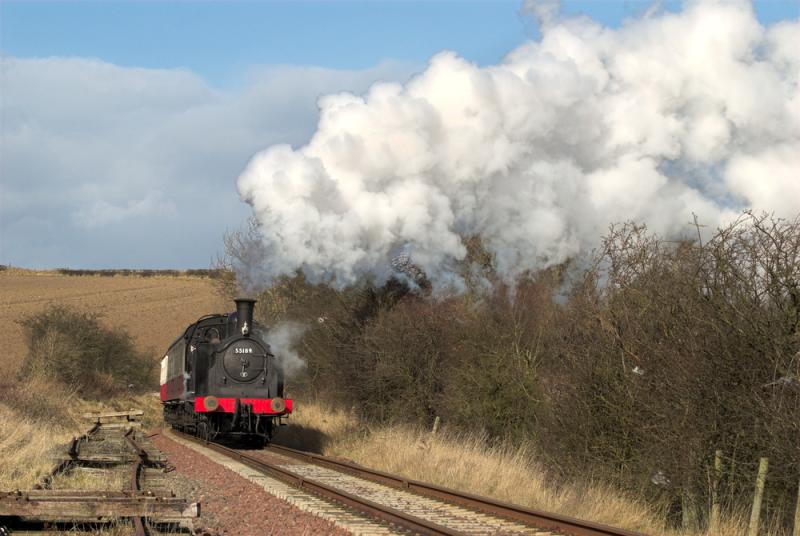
[125,429,151,536]
[125,428,152,462]
[265,443,645,536]
[172,430,461,536]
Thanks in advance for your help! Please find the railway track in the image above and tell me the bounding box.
[171,429,644,536]
[1,411,197,536]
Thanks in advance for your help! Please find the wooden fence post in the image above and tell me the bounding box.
[793,474,800,536]
[747,457,769,536]
[710,449,722,531]
[431,416,440,434]
[682,488,698,531]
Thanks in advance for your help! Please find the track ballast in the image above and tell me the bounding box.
[171,429,644,536]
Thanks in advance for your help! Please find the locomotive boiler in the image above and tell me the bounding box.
[159,298,292,444]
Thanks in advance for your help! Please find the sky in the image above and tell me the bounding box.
[1,0,798,269]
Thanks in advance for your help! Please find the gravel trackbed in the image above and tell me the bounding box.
[150,432,351,536]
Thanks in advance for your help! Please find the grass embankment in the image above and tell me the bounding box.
[275,400,775,536]
[0,389,163,490]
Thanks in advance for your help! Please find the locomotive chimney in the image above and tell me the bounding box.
[235,298,256,336]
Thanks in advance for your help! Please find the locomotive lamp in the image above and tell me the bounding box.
[270,397,286,413]
[203,396,219,411]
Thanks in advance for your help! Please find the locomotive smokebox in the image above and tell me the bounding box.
[235,298,256,336]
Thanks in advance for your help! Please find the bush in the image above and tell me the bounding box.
[17,304,156,398]
[538,214,800,530]
[4,375,77,424]
[228,212,799,533]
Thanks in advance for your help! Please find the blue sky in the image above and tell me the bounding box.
[4,1,796,85]
[1,0,798,269]
[3,2,523,84]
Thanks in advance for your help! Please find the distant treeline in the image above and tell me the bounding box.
[53,268,229,278]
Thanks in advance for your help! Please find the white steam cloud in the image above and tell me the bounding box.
[264,322,308,378]
[238,0,800,290]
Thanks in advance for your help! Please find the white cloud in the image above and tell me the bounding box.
[72,190,177,228]
[0,56,419,267]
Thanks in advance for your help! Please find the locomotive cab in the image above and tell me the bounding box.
[160,298,292,444]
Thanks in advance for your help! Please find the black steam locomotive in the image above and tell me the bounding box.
[159,298,291,444]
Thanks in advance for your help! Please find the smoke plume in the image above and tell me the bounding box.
[238,0,800,290]
[264,322,308,378]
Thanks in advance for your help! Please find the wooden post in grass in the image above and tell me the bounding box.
[682,488,698,530]
[710,449,723,530]
[793,475,800,536]
[747,457,769,536]
[431,416,441,434]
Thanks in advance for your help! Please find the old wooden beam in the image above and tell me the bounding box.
[82,410,144,420]
[0,492,197,519]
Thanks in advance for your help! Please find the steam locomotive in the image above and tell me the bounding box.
[159,298,292,444]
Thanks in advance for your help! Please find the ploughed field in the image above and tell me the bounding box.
[0,268,229,374]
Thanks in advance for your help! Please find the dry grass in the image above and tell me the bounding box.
[275,400,783,536]
[0,402,76,489]
[52,467,128,491]
[0,384,163,490]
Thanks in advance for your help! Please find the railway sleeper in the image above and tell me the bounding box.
[2,414,197,535]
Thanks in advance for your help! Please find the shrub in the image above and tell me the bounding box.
[3,375,78,424]
[228,212,799,533]
[17,304,156,398]
[538,214,800,530]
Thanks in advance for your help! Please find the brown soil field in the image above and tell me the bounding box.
[0,269,230,374]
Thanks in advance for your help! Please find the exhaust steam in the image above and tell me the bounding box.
[237,0,800,291]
